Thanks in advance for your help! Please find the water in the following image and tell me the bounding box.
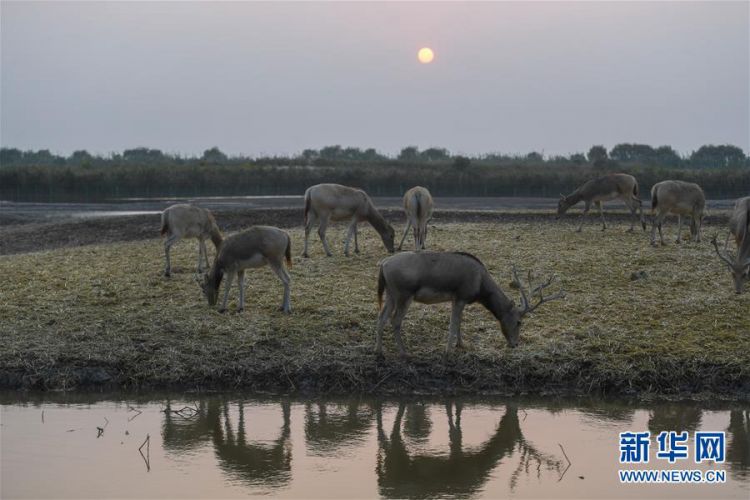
[1,395,748,499]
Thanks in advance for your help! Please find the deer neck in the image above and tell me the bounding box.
[365,202,389,237]
[480,275,516,320]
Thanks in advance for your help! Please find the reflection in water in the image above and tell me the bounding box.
[728,410,750,480]
[304,401,374,455]
[376,402,562,498]
[2,395,749,499]
[648,404,703,434]
[162,399,292,488]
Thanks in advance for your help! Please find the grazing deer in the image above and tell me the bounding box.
[375,251,564,355]
[711,196,750,294]
[199,226,292,313]
[649,180,706,246]
[161,204,223,277]
[557,173,646,232]
[302,183,395,257]
[398,186,434,251]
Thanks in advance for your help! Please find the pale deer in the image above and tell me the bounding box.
[375,251,564,355]
[649,180,706,246]
[199,226,292,313]
[398,186,434,251]
[302,183,395,257]
[557,173,646,232]
[712,196,750,294]
[160,203,223,277]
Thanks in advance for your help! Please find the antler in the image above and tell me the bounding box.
[511,266,566,316]
[711,235,736,270]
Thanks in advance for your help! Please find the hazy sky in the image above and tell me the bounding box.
[1,1,748,157]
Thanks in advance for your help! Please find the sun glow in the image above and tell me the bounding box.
[417,47,434,64]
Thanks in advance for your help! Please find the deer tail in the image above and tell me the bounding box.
[285,233,293,269]
[377,265,386,310]
[303,190,311,226]
[650,185,659,214]
[160,211,169,236]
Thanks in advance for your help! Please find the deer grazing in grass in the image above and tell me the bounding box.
[199,226,292,313]
[397,186,434,251]
[712,196,750,294]
[649,180,706,246]
[161,204,223,277]
[375,251,564,355]
[557,173,646,232]
[302,183,395,257]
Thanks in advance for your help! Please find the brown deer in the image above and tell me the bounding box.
[650,180,706,246]
[398,186,434,251]
[302,183,395,257]
[199,226,292,313]
[160,203,223,277]
[712,196,750,294]
[557,173,646,232]
[375,251,564,355]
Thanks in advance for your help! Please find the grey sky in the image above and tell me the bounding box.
[1,1,748,157]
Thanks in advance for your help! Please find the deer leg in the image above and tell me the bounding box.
[197,240,206,272]
[302,212,317,258]
[398,220,411,251]
[353,223,360,254]
[219,272,235,312]
[675,215,682,244]
[237,270,245,313]
[344,220,357,257]
[390,297,412,357]
[317,215,333,257]
[577,202,591,232]
[271,261,292,313]
[203,239,210,269]
[164,235,179,277]
[650,211,664,246]
[375,295,394,356]
[447,301,466,352]
[597,201,606,230]
[624,198,638,232]
[693,214,703,242]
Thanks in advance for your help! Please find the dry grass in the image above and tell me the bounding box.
[1,218,748,397]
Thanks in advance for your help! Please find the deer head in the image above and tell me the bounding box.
[557,194,572,217]
[195,272,219,305]
[711,235,750,294]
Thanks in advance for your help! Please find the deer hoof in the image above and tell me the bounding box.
[164,271,171,278]
[236,308,244,314]
[301,253,309,258]
[575,228,583,233]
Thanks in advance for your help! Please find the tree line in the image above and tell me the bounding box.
[0,144,748,202]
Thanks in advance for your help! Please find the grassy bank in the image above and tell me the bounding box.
[1,219,748,397]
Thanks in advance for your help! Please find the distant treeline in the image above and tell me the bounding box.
[1,144,748,202]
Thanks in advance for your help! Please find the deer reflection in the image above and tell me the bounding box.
[305,401,375,455]
[727,410,750,479]
[161,399,292,488]
[376,402,563,498]
[648,404,703,434]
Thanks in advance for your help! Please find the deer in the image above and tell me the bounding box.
[649,180,706,246]
[375,251,564,356]
[198,226,292,313]
[302,183,395,258]
[557,173,646,232]
[160,203,223,277]
[711,196,750,294]
[397,186,434,251]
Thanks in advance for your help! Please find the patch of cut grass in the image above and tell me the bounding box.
[0,220,748,397]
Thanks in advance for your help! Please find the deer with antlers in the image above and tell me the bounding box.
[375,251,564,355]
[712,196,750,294]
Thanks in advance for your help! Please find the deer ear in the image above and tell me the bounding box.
[559,194,565,200]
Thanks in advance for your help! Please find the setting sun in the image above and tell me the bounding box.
[417,47,434,64]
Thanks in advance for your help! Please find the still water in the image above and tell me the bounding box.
[1,395,748,499]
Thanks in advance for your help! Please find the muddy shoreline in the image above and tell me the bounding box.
[0,207,731,255]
